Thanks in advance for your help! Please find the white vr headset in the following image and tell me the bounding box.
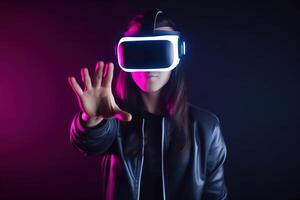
[115,10,186,72]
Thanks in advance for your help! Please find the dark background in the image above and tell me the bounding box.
[0,1,299,199]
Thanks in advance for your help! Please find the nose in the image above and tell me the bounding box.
[147,72,159,76]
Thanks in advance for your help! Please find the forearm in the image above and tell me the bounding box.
[69,111,118,156]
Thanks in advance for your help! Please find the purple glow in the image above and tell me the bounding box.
[115,72,126,101]
[114,113,123,121]
[166,100,175,116]
[117,44,125,68]
[130,71,172,93]
[124,23,141,37]
[0,2,132,199]
[100,154,123,199]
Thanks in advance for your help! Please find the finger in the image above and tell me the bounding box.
[102,62,114,88]
[114,109,132,122]
[94,61,104,88]
[81,67,92,90]
[68,76,83,96]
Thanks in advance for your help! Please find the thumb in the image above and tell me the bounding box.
[114,109,132,122]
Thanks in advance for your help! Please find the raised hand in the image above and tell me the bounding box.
[68,61,132,125]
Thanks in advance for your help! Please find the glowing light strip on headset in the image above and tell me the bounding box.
[117,35,180,72]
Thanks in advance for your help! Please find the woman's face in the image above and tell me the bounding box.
[130,26,173,94]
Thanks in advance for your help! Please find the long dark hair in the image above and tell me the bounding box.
[112,10,191,159]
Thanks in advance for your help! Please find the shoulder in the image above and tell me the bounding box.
[187,102,224,145]
[187,102,220,127]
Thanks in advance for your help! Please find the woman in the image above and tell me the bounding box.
[68,10,229,200]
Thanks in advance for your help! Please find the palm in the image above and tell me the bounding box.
[68,61,132,122]
[80,87,116,118]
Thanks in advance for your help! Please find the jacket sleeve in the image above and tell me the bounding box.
[202,121,229,200]
[69,111,118,156]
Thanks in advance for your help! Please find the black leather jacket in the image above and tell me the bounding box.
[70,103,229,200]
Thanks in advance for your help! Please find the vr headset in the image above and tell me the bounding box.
[115,10,186,72]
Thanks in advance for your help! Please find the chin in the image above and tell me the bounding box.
[144,86,162,93]
[136,82,164,93]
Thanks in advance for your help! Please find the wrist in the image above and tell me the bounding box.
[81,112,104,128]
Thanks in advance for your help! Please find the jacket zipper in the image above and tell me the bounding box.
[136,117,167,200]
[162,117,166,200]
[136,118,145,200]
